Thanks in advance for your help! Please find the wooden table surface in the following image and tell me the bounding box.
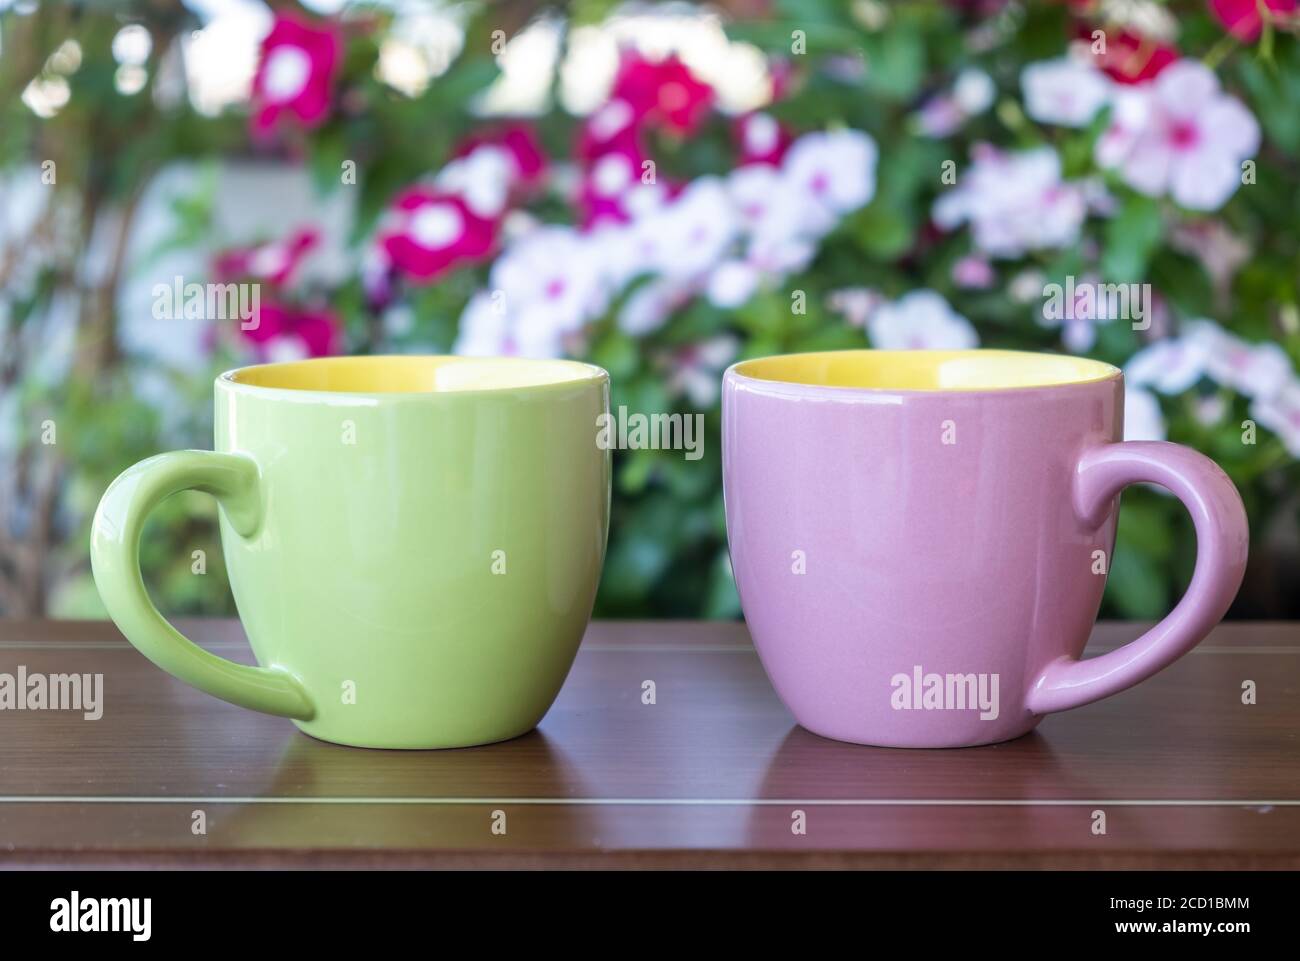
[0,619,1297,869]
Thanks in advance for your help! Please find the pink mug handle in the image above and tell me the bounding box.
[1027,441,1248,715]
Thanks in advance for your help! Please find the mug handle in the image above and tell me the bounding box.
[90,450,315,720]
[1026,441,1248,715]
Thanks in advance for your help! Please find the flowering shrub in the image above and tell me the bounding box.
[3,1,1300,620]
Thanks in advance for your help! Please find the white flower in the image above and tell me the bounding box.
[637,177,739,279]
[587,222,650,292]
[1094,60,1260,211]
[728,164,824,258]
[726,164,783,231]
[1251,381,1300,457]
[1124,386,1166,441]
[437,145,513,219]
[453,128,883,352]
[1124,336,1210,394]
[781,129,878,221]
[915,96,966,139]
[453,294,506,356]
[264,335,310,364]
[586,150,668,222]
[1098,0,1178,41]
[590,152,635,196]
[407,201,464,250]
[867,290,979,350]
[1193,393,1228,427]
[1009,269,1047,303]
[453,290,569,359]
[1188,320,1294,400]
[262,46,311,102]
[827,287,885,328]
[747,231,816,274]
[1125,320,1297,402]
[1021,57,1110,127]
[953,68,995,115]
[587,98,635,143]
[933,146,1087,259]
[489,226,608,342]
[706,260,760,308]
[667,335,739,407]
[618,278,694,337]
[1037,275,1123,352]
[739,112,782,157]
[915,69,995,138]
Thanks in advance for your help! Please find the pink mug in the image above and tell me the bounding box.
[722,349,1248,748]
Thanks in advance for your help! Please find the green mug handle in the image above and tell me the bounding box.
[90,450,315,720]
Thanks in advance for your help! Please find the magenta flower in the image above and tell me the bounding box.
[377,186,498,284]
[577,140,672,228]
[734,112,792,167]
[577,99,642,163]
[1209,0,1297,41]
[609,51,714,135]
[1083,26,1177,85]
[250,13,342,138]
[213,227,319,286]
[241,302,342,361]
[455,123,547,187]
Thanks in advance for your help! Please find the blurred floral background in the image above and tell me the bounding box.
[1,0,1298,621]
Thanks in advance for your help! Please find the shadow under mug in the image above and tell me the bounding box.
[92,355,611,749]
[722,349,1249,748]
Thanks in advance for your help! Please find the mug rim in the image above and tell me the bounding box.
[725,348,1122,398]
[217,354,609,401]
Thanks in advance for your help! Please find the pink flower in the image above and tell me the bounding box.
[378,186,498,284]
[241,302,341,361]
[933,145,1087,258]
[868,290,979,350]
[1252,381,1300,457]
[455,123,547,188]
[1021,57,1110,127]
[767,58,797,101]
[1095,60,1260,211]
[952,255,995,289]
[781,129,878,224]
[578,141,667,228]
[213,227,319,286]
[1083,27,1177,85]
[827,287,885,328]
[577,99,641,162]
[1209,0,1297,41]
[665,335,739,407]
[609,51,714,135]
[734,112,792,166]
[249,13,342,138]
[1124,387,1167,442]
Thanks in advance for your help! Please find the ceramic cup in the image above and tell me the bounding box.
[92,355,610,749]
[722,349,1248,748]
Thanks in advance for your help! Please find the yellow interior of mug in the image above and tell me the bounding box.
[732,350,1119,391]
[224,355,604,394]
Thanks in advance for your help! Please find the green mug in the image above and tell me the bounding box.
[91,356,610,748]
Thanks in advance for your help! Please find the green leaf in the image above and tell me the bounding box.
[853,202,914,260]
[861,22,926,101]
[1101,194,1163,282]
[702,550,742,619]
[1105,541,1169,619]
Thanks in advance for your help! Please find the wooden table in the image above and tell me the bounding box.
[0,619,1297,869]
